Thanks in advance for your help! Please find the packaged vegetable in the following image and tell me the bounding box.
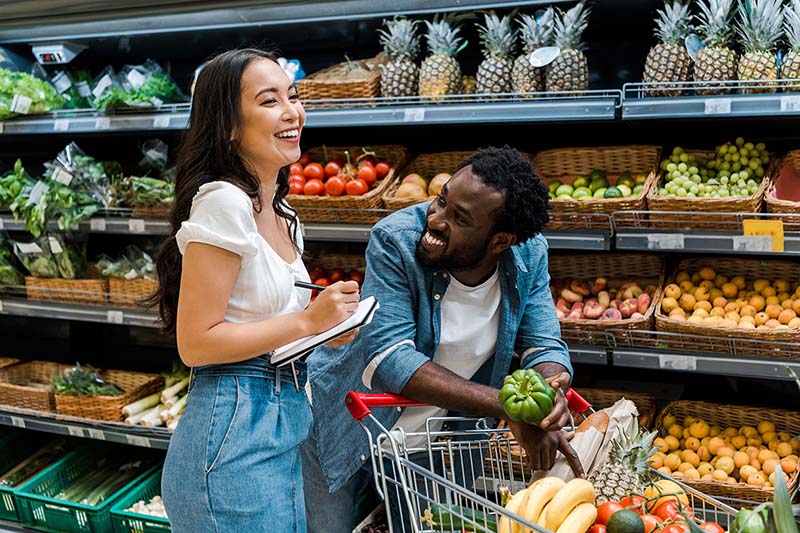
[52,363,123,396]
[12,237,59,278]
[0,66,66,120]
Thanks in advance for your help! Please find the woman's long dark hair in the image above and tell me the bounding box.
[152,48,298,333]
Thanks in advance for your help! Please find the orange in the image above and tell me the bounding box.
[664,453,682,470]
[747,473,766,487]
[734,451,750,469]
[731,275,747,290]
[765,304,783,319]
[717,446,735,458]
[739,465,758,481]
[716,456,735,474]
[697,446,712,462]
[712,469,728,481]
[750,295,766,311]
[712,296,729,308]
[650,453,665,469]
[777,442,793,458]
[699,267,716,280]
[754,312,769,326]
[780,458,797,474]
[778,309,797,325]
[654,437,669,453]
[740,305,757,317]
[731,435,746,450]
[665,435,680,451]
[746,436,763,447]
[762,458,779,475]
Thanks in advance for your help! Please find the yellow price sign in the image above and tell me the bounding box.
[742,219,784,252]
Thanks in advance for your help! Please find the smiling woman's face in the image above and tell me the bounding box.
[236,58,305,170]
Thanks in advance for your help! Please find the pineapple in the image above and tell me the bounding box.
[694,0,738,95]
[512,9,555,96]
[736,0,783,94]
[589,416,658,505]
[781,0,800,82]
[545,2,591,94]
[642,1,693,97]
[378,18,420,98]
[418,18,465,100]
[476,13,517,95]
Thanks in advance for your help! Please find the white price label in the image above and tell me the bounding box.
[68,426,85,437]
[646,233,685,250]
[153,116,171,128]
[52,71,73,93]
[15,241,43,254]
[128,219,146,233]
[48,236,64,254]
[92,75,112,98]
[658,354,697,371]
[76,81,91,98]
[10,94,32,114]
[87,429,106,440]
[780,95,800,112]
[95,117,111,130]
[732,235,773,252]
[0,217,4,230]
[107,310,124,324]
[124,269,138,280]
[126,435,151,447]
[403,108,426,122]
[53,119,69,132]
[127,69,146,89]
[89,218,107,231]
[0,299,4,313]
[52,167,74,185]
[704,98,731,115]
[9,416,25,428]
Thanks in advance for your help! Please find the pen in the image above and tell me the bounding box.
[294,280,327,291]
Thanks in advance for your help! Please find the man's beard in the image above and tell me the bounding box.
[415,235,492,271]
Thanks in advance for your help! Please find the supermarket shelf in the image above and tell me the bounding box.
[542,230,611,250]
[568,345,609,366]
[0,407,170,449]
[0,105,189,135]
[0,518,38,533]
[0,297,158,328]
[622,80,800,120]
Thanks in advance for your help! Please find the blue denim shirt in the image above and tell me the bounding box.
[307,203,572,492]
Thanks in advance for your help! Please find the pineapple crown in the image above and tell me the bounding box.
[654,1,693,45]
[517,9,555,52]
[784,0,800,51]
[553,2,591,50]
[423,19,466,57]
[737,0,784,53]
[696,0,736,47]
[477,12,517,59]
[607,415,659,474]
[378,18,421,61]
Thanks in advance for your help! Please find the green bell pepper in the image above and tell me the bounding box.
[498,368,556,425]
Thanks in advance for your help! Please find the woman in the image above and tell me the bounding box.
[154,48,360,532]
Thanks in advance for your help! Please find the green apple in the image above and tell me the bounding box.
[572,187,592,199]
[548,180,563,194]
[555,184,574,197]
[593,188,607,198]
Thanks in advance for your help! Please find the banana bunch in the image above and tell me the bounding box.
[499,477,598,533]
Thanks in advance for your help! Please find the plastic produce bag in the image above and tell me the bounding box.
[139,138,169,172]
[0,159,34,209]
[50,69,92,109]
[0,65,66,120]
[12,236,59,278]
[45,142,112,208]
[0,238,24,289]
[93,60,184,111]
[47,234,86,279]
[97,245,156,280]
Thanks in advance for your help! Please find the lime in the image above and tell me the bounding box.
[604,187,623,199]
[573,176,589,189]
[572,187,592,199]
[556,194,573,200]
[590,177,610,191]
[617,184,632,197]
[633,184,645,195]
[593,187,607,198]
[635,173,648,185]
[555,184,574,197]
[617,175,636,189]
[590,169,607,182]
[548,180,563,194]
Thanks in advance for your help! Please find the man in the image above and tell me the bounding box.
[303,146,581,532]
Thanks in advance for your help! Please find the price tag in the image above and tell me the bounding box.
[704,98,731,115]
[95,117,111,130]
[153,116,171,128]
[126,69,146,89]
[52,167,74,186]
[403,108,426,122]
[15,241,43,254]
[48,236,64,254]
[742,219,784,252]
[92,75,112,98]
[128,219,146,233]
[9,416,25,428]
[0,217,4,230]
[0,121,4,134]
[68,426,85,438]
[29,181,49,204]
[107,310,124,324]
[87,429,106,440]
[53,119,69,132]
[732,235,773,252]
[0,299,4,313]
[647,233,685,250]
[658,354,697,371]
[780,95,800,112]
[76,81,91,98]
[52,71,73,93]
[10,94,32,114]
[126,435,151,447]
[89,218,107,231]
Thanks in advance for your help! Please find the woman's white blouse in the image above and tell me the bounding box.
[175,181,311,323]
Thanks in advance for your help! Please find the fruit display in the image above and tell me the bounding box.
[548,170,648,200]
[378,18,420,98]
[307,262,365,301]
[736,0,782,93]
[512,8,555,95]
[783,0,800,81]
[551,277,658,321]
[475,13,517,95]
[546,2,591,93]
[659,265,800,330]
[288,148,394,197]
[418,17,465,99]
[642,1,693,96]
[694,0,738,95]
[497,477,597,533]
[394,171,451,200]
[655,138,769,199]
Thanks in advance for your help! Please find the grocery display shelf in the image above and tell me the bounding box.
[622,80,800,120]
[0,406,170,449]
[0,105,189,135]
[0,518,38,533]
[0,297,158,328]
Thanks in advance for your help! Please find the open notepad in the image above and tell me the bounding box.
[270,296,380,367]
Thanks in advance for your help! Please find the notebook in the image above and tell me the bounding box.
[270,296,380,367]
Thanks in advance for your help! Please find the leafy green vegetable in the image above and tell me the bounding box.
[0,241,24,288]
[97,246,155,280]
[49,234,86,279]
[12,238,60,278]
[52,364,123,396]
[0,159,32,208]
[0,67,66,119]
[116,175,174,207]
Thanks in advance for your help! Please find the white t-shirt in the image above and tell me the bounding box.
[391,268,501,448]
[175,181,311,323]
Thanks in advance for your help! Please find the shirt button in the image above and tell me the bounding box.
[434,293,441,300]
[443,273,449,279]
[360,454,367,461]
[396,407,402,412]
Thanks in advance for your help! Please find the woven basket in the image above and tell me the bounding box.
[765,155,800,231]
[655,257,800,359]
[550,253,664,345]
[296,57,381,104]
[25,276,108,305]
[0,358,19,370]
[646,150,772,230]
[131,204,171,219]
[307,252,366,272]
[655,400,800,502]
[574,388,658,428]
[108,278,158,308]
[382,151,474,211]
[54,369,163,422]
[0,361,70,412]
[286,144,408,224]
[534,146,661,229]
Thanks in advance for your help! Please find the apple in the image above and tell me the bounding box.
[427,173,451,196]
[402,173,428,190]
[600,308,623,320]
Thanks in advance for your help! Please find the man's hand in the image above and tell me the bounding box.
[540,371,571,431]
[509,421,585,477]
[325,328,359,348]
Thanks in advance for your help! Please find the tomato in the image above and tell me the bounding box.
[329,268,346,283]
[303,178,324,196]
[324,161,341,177]
[641,514,660,533]
[289,181,304,195]
[309,267,326,281]
[663,525,688,533]
[298,153,311,166]
[290,163,304,175]
[289,173,306,185]
[589,525,606,533]
[653,501,681,523]
[345,178,369,196]
[596,502,624,525]
[348,269,364,285]
[620,495,647,515]
[360,154,376,166]
[358,164,377,185]
[315,277,331,287]
[325,176,346,196]
[698,522,725,533]
[375,161,391,179]
[303,162,324,181]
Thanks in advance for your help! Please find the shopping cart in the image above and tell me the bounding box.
[345,391,740,533]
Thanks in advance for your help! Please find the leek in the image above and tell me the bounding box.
[160,378,188,404]
[121,392,160,417]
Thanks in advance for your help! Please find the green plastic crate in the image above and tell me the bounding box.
[110,469,170,533]
[0,432,57,524]
[15,448,157,533]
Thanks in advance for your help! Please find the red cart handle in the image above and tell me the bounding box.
[346,388,593,422]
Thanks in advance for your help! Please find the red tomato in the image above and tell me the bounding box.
[375,161,391,179]
[653,501,681,523]
[289,174,306,185]
[348,269,364,285]
[309,267,326,281]
[303,179,324,196]
[699,523,725,533]
[360,154,376,166]
[620,495,647,515]
[298,153,311,166]
[324,161,341,177]
[325,176,346,196]
[589,525,606,533]
[303,162,324,181]
[596,502,624,525]
[329,268,346,283]
[289,181,304,195]
[641,514,660,533]
[290,163,304,175]
[345,178,369,196]
[358,165,377,185]
[315,277,330,287]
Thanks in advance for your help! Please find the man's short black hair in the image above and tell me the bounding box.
[457,146,551,244]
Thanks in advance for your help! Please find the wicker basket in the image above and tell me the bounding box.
[108,278,158,308]
[655,257,800,359]
[765,155,800,231]
[131,205,171,219]
[0,358,19,370]
[646,150,772,230]
[286,144,408,224]
[54,369,163,422]
[307,252,366,272]
[0,361,70,412]
[296,57,381,104]
[534,146,661,229]
[655,400,800,502]
[25,275,108,305]
[549,253,664,345]
[573,387,657,428]
[382,151,475,211]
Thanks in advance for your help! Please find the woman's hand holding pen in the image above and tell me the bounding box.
[302,280,360,334]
